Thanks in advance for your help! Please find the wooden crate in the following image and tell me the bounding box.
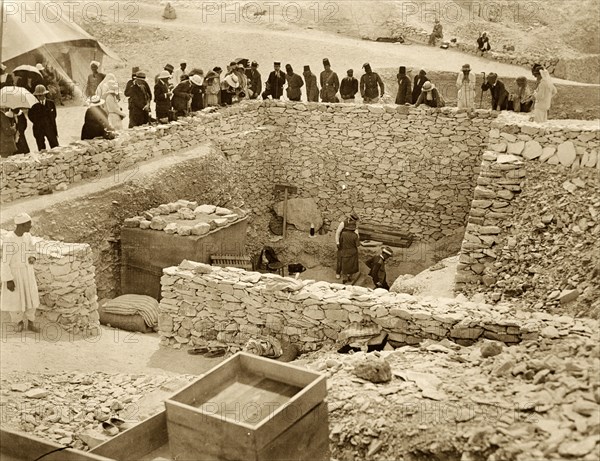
[210,254,253,270]
[1,429,114,461]
[165,352,330,461]
[91,411,171,461]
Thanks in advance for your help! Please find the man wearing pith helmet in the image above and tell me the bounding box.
[367,247,394,290]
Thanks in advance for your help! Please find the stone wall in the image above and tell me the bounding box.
[157,260,556,351]
[0,104,262,204]
[456,115,600,311]
[3,101,499,243]
[258,103,496,241]
[0,230,99,333]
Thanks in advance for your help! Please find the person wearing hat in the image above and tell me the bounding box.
[414,81,444,108]
[530,64,557,123]
[481,72,509,111]
[233,64,249,102]
[125,67,151,128]
[360,63,384,104]
[367,247,393,290]
[246,61,262,100]
[340,69,358,102]
[0,108,17,157]
[412,69,429,104]
[477,32,491,54]
[338,219,360,284]
[205,67,222,107]
[28,85,59,151]
[335,213,360,279]
[155,64,175,86]
[456,64,476,110]
[428,19,443,46]
[81,95,114,140]
[172,74,193,116]
[154,70,172,122]
[173,61,188,85]
[1,213,40,333]
[128,71,152,127]
[302,65,319,102]
[320,58,339,103]
[189,73,205,111]
[85,61,106,98]
[220,62,239,105]
[13,109,30,154]
[395,66,412,105]
[103,81,126,130]
[284,64,304,102]
[509,76,533,113]
[262,62,286,100]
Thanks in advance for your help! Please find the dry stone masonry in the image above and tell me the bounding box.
[123,200,248,236]
[157,261,595,351]
[0,230,99,333]
[456,115,600,311]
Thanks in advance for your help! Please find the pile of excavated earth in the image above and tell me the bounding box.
[2,323,599,460]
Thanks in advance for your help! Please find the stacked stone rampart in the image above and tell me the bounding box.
[0,104,262,204]
[0,230,99,332]
[258,103,496,240]
[158,261,598,350]
[456,115,600,304]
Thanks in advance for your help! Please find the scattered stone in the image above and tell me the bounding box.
[481,341,503,358]
[559,289,579,305]
[352,356,392,383]
[24,388,49,399]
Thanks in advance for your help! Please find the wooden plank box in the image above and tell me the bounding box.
[1,429,115,461]
[91,411,171,461]
[165,352,330,461]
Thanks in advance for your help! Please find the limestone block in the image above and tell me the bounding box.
[273,197,323,232]
[539,146,556,162]
[522,140,543,159]
[192,223,210,236]
[150,217,167,230]
[557,141,577,166]
[506,141,525,155]
[164,223,178,234]
[194,204,216,214]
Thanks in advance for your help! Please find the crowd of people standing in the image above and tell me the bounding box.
[0,56,557,157]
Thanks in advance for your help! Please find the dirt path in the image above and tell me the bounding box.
[0,324,219,376]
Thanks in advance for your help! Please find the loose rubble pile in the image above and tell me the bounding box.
[457,116,600,316]
[158,262,598,352]
[122,200,248,236]
[302,330,600,461]
[0,230,99,333]
[0,372,195,450]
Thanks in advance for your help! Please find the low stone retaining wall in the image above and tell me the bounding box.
[456,116,600,296]
[0,104,261,204]
[156,261,595,351]
[0,230,99,333]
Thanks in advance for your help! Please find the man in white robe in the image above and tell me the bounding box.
[1,213,40,332]
[456,63,476,110]
[531,65,557,123]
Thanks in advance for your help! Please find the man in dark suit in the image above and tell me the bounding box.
[28,85,59,151]
[262,62,286,100]
[246,61,262,99]
[412,69,429,105]
[481,73,509,111]
[128,72,152,127]
[125,67,152,128]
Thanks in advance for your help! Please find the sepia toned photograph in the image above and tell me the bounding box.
[0,1,599,460]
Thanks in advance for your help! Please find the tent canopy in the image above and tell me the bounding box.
[2,0,120,96]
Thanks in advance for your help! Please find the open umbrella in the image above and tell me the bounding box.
[12,65,43,77]
[0,86,38,109]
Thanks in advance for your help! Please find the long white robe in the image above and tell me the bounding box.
[532,69,557,123]
[456,72,476,109]
[1,231,40,322]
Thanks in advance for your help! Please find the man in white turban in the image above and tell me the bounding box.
[1,213,40,332]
